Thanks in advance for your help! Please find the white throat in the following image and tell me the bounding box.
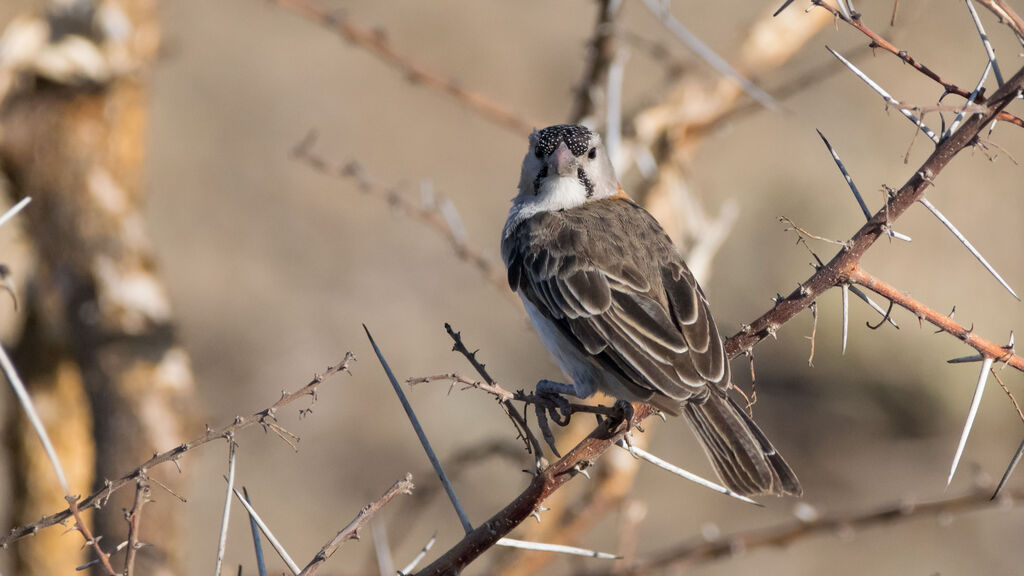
[504,177,587,238]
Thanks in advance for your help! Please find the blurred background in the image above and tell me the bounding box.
[0,0,1022,574]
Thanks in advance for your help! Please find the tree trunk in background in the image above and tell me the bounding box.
[0,2,197,575]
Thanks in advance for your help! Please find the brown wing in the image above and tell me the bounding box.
[502,198,729,405]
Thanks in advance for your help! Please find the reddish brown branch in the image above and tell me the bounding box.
[413,405,655,576]
[0,353,355,547]
[299,473,415,576]
[975,0,1024,43]
[67,496,117,575]
[813,1,1024,128]
[724,64,1024,361]
[849,266,1022,370]
[268,0,537,134]
[123,477,150,576]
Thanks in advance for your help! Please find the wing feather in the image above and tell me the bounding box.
[502,200,730,405]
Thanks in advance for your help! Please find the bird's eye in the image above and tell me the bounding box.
[534,147,543,159]
[587,147,597,159]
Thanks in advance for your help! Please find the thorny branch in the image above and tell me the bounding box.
[1,353,356,547]
[123,476,150,576]
[298,473,415,576]
[724,64,1024,364]
[586,486,1021,573]
[850,267,1022,370]
[812,0,1024,128]
[268,0,537,134]
[67,496,117,575]
[291,133,512,298]
[413,404,656,576]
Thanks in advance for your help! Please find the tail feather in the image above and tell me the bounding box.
[682,393,802,497]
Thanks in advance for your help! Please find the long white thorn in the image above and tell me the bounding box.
[614,440,760,505]
[841,283,850,355]
[0,343,70,495]
[948,357,994,487]
[918,197,1019,300]
[965,0,1004,86]
[827,46,939,143]
[642,0,778,110]
[214,443,237,576]
[0,197,32,229]
[496,538,620,559]
[816,130,910,242]
[232,487,300,575]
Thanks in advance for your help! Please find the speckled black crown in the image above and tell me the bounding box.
[534,124,592,158]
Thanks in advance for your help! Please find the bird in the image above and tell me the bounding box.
[501,124,801,497]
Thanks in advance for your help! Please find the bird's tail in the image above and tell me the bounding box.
[682,392,802,497]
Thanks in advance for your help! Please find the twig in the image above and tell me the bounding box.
[299,474,415,576]
[67,496,117,575]
[641,0,779,110]
[724,64,1024,362]
[1,353,355,546]
[267,0,536,134]
[569,0,623,123]
[291,133,512,298]
[365,326,473,534]
[214,441,238,576]
[444,323,546,464]
[618,487,1019,572]
[816,130,910,241]
[233,487,301,575]
[826,46,939,143]
[849,267,1024,372]
[406,373,514,401]
[813,0,1024,128]
[123,476,150,576]
[412,404,656,575]
[975,0,1024,45]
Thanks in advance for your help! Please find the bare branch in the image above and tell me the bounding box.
[724,64,1024,362]
[267,0,537,134]
[849,267,1023,372]
[1,353,356,547]
[299,474,415,576]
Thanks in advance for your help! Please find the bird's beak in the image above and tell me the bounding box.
[551,141,578,177]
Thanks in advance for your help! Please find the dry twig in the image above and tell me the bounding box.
[268,0,537,134]
[1,353,355,547]
[299,474,415,576]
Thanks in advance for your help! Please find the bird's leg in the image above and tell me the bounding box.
[535,379,576,425]
[530,379,581,457]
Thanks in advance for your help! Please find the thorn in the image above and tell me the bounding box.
[841,284,850,355]
[992,436,1024,499]
[948,357,994,487]
[918,197,1019,300]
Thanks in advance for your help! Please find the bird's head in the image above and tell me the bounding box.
[514,124,621,212]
